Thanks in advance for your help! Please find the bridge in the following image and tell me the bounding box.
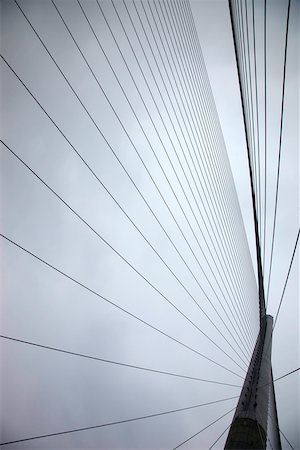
[1,0,298,448]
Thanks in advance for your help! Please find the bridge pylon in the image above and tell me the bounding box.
[224,315,280,449]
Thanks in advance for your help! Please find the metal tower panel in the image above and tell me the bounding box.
[267,372,282,449]
[224,315,275,449]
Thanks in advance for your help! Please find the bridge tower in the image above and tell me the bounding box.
[225,1,282,447]
[224,315,279,448]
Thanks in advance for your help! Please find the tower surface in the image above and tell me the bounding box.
[224,315,278,449]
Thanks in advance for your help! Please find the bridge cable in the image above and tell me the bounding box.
[251,0,262,239]
[229,0,267,323]
[242,1,260,218]
[123,0,253,357]
[182,0,259,342]
[100,0,252,359]
[267,413,295,450]
[208,423,231,449]
[263,0,267,274]
[266,0,291,307]
[180,0,259,337]
[172,405,236,450]
[7,0,251,364]
[170,0,258,335]
[0,231,245,380]
[0,335,242,388]
[0,51,249,371]
[102,0,252,357]
[274,367,299,383]
[153,0,253,355]
[272,228,299,331]
[1,28,250,368]
[0,139,248,373]
[261,228,299,359]
[0,396,238,447]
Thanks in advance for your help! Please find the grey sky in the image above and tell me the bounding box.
[1,0,299,449]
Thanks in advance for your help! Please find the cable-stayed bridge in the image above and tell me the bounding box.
[1,0,298,448]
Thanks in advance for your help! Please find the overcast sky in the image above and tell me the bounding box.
[1,0,299,449]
